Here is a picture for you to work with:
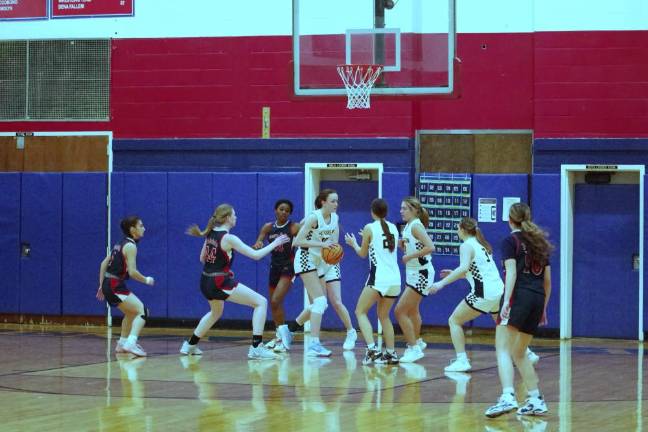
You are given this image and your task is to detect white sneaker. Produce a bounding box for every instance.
[343,328,357,350]
[277,324,293,350]
[307,342,332,357]
[115,341,128,354]
[527,349,540,365]
[400,345,424,363]
[248,345,280,360]
[485,393,518,418]
[273,340,287,353]
[265,338,278,350]
[517,395,548,416]
[180,341,203,355]
[444,356,471,372]
[122,341,147,357]
[416,338,427,350]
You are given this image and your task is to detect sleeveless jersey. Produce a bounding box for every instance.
[366,220,401,287]
[303,209,338,257]
[464,237,504,300]
[402,218,432,269]
[106,237,136,281]
[502,231,548,295]
[203,230,235,274]
[269,220,294,267]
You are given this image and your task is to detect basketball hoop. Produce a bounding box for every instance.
[337,64,383,109]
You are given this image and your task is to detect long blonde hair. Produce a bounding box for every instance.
[509,203,553,264]
[402,196,429,228]
[187,204,234,237]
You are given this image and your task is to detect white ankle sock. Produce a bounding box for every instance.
[127,335,138,344]
[119,337,127,345]
[528,389,540,398]
[457,352,468,361]
[503,387,515,396]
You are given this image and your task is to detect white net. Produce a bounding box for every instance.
[336,64,383,109]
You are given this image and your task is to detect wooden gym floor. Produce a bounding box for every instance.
[0,324,644,431]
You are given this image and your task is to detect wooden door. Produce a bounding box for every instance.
[0,135,108,172]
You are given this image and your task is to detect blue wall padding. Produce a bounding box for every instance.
[211,172,259,320]
[62,174,107,315]
[255,172,305,325]
[573,184,639,338]
[382,172,411,221]
[117,173,169,318]
[20,173,62,314]
[166,173,214,318]
[318,180,380,329]
[0,173,21,313]
[530,174,561,331]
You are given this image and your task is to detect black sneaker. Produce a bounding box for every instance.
[375,351,400,365]
[362,348,382,365]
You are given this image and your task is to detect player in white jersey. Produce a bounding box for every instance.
[430,217,504,372]
[345,198,401,365]
[394,197,435,363]
[277,189,355,356]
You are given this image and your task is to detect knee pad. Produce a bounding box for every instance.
[310,296,328,315]
[140,307,149,322]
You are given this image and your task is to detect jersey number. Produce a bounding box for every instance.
[382,233,395,250]
[481,247,492,262]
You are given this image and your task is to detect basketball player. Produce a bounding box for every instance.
[394,197,435,363]
[278,189,357,356]
[253,199,300,353]
[485,203,552,418]
[180,203,290,360]
[344,198,401,365]
[429,217,504,372]
[96,216,155,357]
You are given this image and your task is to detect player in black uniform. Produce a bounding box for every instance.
[485,203,553,418]
[96,216,155,357]
[180,203,290,359]
[253,199,300,353]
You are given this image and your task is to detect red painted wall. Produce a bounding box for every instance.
[534,30,648,138]
[2,31,647,139]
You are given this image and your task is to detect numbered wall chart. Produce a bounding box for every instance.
[417,173,472,255]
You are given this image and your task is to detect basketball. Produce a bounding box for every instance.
[322,243,344,265]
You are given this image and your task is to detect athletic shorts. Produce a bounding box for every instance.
[269,263,295,289]
[200,273,238,301]
[294,248,319,275]
[101,278,130,307]
[319,263,341,283]
[464,292,501,314]
[369,284,401,298]
[406,267,435,297]
[294,247,333,278]
[499,289,545,335]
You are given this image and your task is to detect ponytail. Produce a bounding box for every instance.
[509,203,554,265]
[371,198,395,252]
[380,218,395,252]
[186,204,234,237]
[474,226,493,255]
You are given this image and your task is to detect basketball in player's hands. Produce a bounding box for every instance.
[322,243,344,265]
